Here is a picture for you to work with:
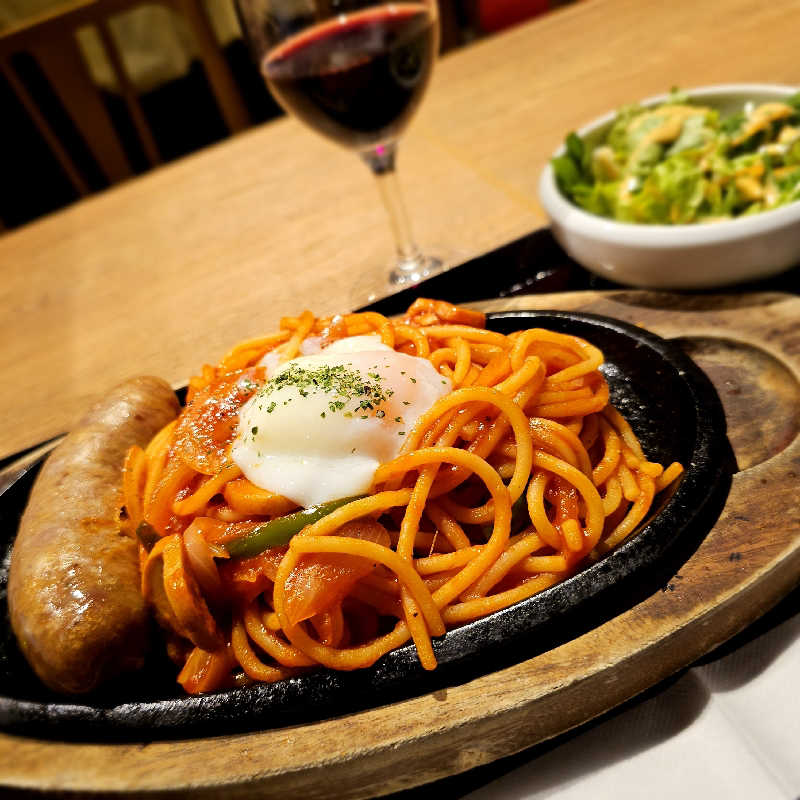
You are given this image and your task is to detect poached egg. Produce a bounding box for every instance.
[231,336,451,507]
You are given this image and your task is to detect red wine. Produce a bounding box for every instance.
[262,4,437,150]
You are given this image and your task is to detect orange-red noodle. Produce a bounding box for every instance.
[122,298,683,693]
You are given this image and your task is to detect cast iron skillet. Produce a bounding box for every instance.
[0,310,734,741]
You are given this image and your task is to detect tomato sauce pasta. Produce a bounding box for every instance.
[122,299,683,694]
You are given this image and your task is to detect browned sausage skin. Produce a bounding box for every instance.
[8,376,180,694]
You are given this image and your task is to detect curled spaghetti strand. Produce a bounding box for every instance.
[130,299,683,692]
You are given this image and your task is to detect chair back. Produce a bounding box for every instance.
[0,0,251,200]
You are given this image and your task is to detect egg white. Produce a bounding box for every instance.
[231,336,451,507]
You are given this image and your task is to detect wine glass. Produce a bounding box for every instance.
[235,0,444,297]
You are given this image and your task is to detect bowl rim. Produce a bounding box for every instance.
[539,82,800,245]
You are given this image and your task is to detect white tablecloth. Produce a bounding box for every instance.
[463,596,800,800]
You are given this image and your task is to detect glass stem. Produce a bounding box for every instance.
[361,142,422,275]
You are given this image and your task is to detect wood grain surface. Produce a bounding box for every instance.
[1,0,799,461]
[1,290,798,798]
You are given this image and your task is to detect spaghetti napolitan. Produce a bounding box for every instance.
[123,299,683,694]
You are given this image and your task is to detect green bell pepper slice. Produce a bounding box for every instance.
[225,495,365,558]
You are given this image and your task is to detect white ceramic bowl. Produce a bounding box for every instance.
[538,84,800,289]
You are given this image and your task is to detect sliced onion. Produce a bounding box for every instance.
[183,523,224,604]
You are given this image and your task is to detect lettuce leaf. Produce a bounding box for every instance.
[552,91,800,224]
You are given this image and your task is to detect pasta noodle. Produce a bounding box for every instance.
[122,298,683,694]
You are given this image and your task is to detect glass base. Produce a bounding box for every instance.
[389,254,444,287]
[357,249,456,307]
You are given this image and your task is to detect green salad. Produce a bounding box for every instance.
[552,89,800,224]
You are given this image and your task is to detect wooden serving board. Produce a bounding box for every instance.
[1,290,799,799]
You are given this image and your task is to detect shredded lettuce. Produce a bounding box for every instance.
[553,90,800,224]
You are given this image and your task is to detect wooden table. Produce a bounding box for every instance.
[2,1,800,796]
[1,0,799,461]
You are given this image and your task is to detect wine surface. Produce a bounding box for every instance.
[263,4,437,149]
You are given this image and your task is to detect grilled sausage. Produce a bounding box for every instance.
[8,376,180,694]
